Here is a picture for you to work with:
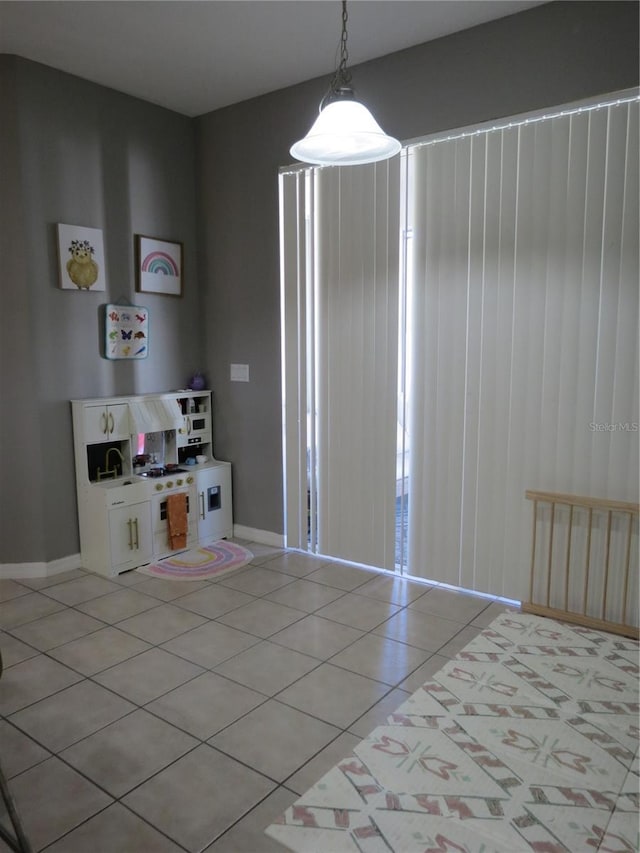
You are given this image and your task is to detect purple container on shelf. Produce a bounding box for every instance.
[188,372,206,391]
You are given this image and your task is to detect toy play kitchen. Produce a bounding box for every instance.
[71,390,232,576]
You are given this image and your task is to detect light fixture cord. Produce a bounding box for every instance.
[321,0,352,108]
[336,1,351,87]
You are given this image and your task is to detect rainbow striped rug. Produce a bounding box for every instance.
[136,541,253,581]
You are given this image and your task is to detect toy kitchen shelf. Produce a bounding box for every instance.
[71,390,233,577]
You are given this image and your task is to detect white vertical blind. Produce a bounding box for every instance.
[280,160,400,569]
[407,97,639,601]
[279,168,311,550]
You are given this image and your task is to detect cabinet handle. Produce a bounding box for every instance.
[187,416,192,435]
[127,518,134,550]
[108,412,114,434]
[133,517,139,549]
[199,491,205,520]
[101,412,108,435]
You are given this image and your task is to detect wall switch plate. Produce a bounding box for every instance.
[230,363,249,382]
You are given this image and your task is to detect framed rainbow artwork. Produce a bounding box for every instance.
[135,235,183,296]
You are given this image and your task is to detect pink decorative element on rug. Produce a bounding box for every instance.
[136,540,253,580]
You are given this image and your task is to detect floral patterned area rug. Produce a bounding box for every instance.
[265,610,639,853]
[136,541,253,580]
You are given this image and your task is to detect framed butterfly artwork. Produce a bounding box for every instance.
[104,304,149,360]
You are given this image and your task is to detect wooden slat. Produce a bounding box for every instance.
[546,502,555,607]
[526,490,639,514]
[521,601,639,640]
[582,507,593,617]
[563,504,573,611]
[601,509,613,621]
[621,511,634,625]
[529,498,538,605]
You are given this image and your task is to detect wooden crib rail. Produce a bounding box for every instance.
[523,490,639,639]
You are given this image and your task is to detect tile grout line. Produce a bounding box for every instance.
[1,546,510,852]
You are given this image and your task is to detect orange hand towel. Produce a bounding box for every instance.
[166,493,188,550]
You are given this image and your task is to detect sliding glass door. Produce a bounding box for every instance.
[404,94,639,601]
[281,91,639,602]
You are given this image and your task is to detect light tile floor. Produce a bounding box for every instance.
[0,543,510,852]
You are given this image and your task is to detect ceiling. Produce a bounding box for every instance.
[0,1,545,117]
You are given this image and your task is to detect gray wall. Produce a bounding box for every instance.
[0,55,202,563]
[195,0,639,536]
[1,1,638,565]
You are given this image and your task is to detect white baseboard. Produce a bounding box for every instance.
[1,532,285,579]
[0,553,83,580]
[233,525,284,549]
[0,532,285,580]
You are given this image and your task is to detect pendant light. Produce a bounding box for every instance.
[290,1,401,166]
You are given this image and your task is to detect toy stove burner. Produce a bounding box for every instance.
[138,467,187,478]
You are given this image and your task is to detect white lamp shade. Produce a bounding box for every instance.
[290,100,401,166]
